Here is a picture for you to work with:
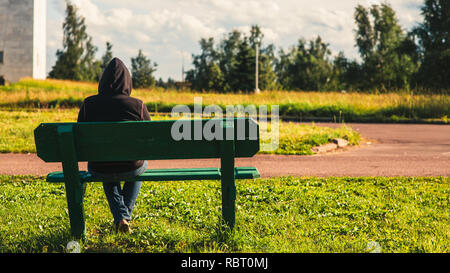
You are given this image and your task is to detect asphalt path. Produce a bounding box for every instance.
[0,123,449,177]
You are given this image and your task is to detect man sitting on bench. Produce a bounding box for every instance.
[77,57,151,233]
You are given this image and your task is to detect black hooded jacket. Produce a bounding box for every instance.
[78,57,150,173]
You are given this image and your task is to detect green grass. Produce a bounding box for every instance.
[269,121,360,155]
[0,109,360,154]
[0,176,448,253]
[0,109,78,153]
[1,78,448,122]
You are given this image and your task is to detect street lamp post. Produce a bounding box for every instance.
[255,37,260,94]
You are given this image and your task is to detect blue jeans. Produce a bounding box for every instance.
[88,161,147,225]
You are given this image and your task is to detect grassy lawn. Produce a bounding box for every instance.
[0,175,448,253]
[1,78,448,122]
[0,109,360,154]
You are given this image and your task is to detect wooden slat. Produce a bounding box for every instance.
[46,167,260,183]
[34,118,259,163]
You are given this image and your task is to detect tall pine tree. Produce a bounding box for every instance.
[49,1,101,81]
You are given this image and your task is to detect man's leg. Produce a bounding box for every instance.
[102,182,131,224]
[122,181,143,217]
[122,161,147,218]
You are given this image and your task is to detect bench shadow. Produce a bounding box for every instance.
[83,219,238,253]
[8,217,238,253]
[3,229,73,253]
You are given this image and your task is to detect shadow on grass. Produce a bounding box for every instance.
[0,228,72,253]
[81,219,240,253]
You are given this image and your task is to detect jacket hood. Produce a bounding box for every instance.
[98,57,132,96]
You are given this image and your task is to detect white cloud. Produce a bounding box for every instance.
[72,0,105,25]
[46,0,424,81]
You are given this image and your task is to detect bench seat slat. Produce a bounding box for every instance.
[46,167,260,183]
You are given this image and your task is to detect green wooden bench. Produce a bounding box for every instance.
[34,118,260,240]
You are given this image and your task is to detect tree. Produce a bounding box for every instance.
[354,3,419,90]
[224,25,277,92]
[231,37,254,91]
[80,37,102,82]
[218,30,242,92]
[275,36,335,91]
[332,51,364,91]
[166,77,177,89]
[185,38,224,91]
[186,25,278,92]
[156,77,177,89]
[257,43,279,90]
[249,25,278,91]
[131,49,157,89]
[101,42,114,71]
[49,1,101,81]
[414,0,450,90]
[274,47,293,90]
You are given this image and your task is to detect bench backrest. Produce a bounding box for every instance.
[34,118,259,163]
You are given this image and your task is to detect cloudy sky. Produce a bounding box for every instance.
[46,0,424,81]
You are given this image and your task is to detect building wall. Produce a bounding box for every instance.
[0,0,46,83]
[33,0,46,79]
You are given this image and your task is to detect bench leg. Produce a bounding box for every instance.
[220,120,236,229]
[57,125,86,240]
[221,175,236,229]
[64,180,86,241]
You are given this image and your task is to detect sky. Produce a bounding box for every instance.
[46,0,424,81]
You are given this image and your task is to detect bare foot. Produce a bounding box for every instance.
[117,219,132,234]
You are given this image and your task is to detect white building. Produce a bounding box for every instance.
[0,0,46,83]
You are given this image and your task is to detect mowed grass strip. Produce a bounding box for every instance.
[0,176,448,253]
[1,78,448,122]
[0,109,360,154]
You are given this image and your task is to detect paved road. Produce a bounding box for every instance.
[0,123,449,177]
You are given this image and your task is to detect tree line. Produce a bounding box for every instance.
[49,0,449,93]
[187,0,449,93]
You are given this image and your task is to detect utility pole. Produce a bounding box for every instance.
[176,53,191,90]
[181,54,185,82]
[255,37,260,94]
